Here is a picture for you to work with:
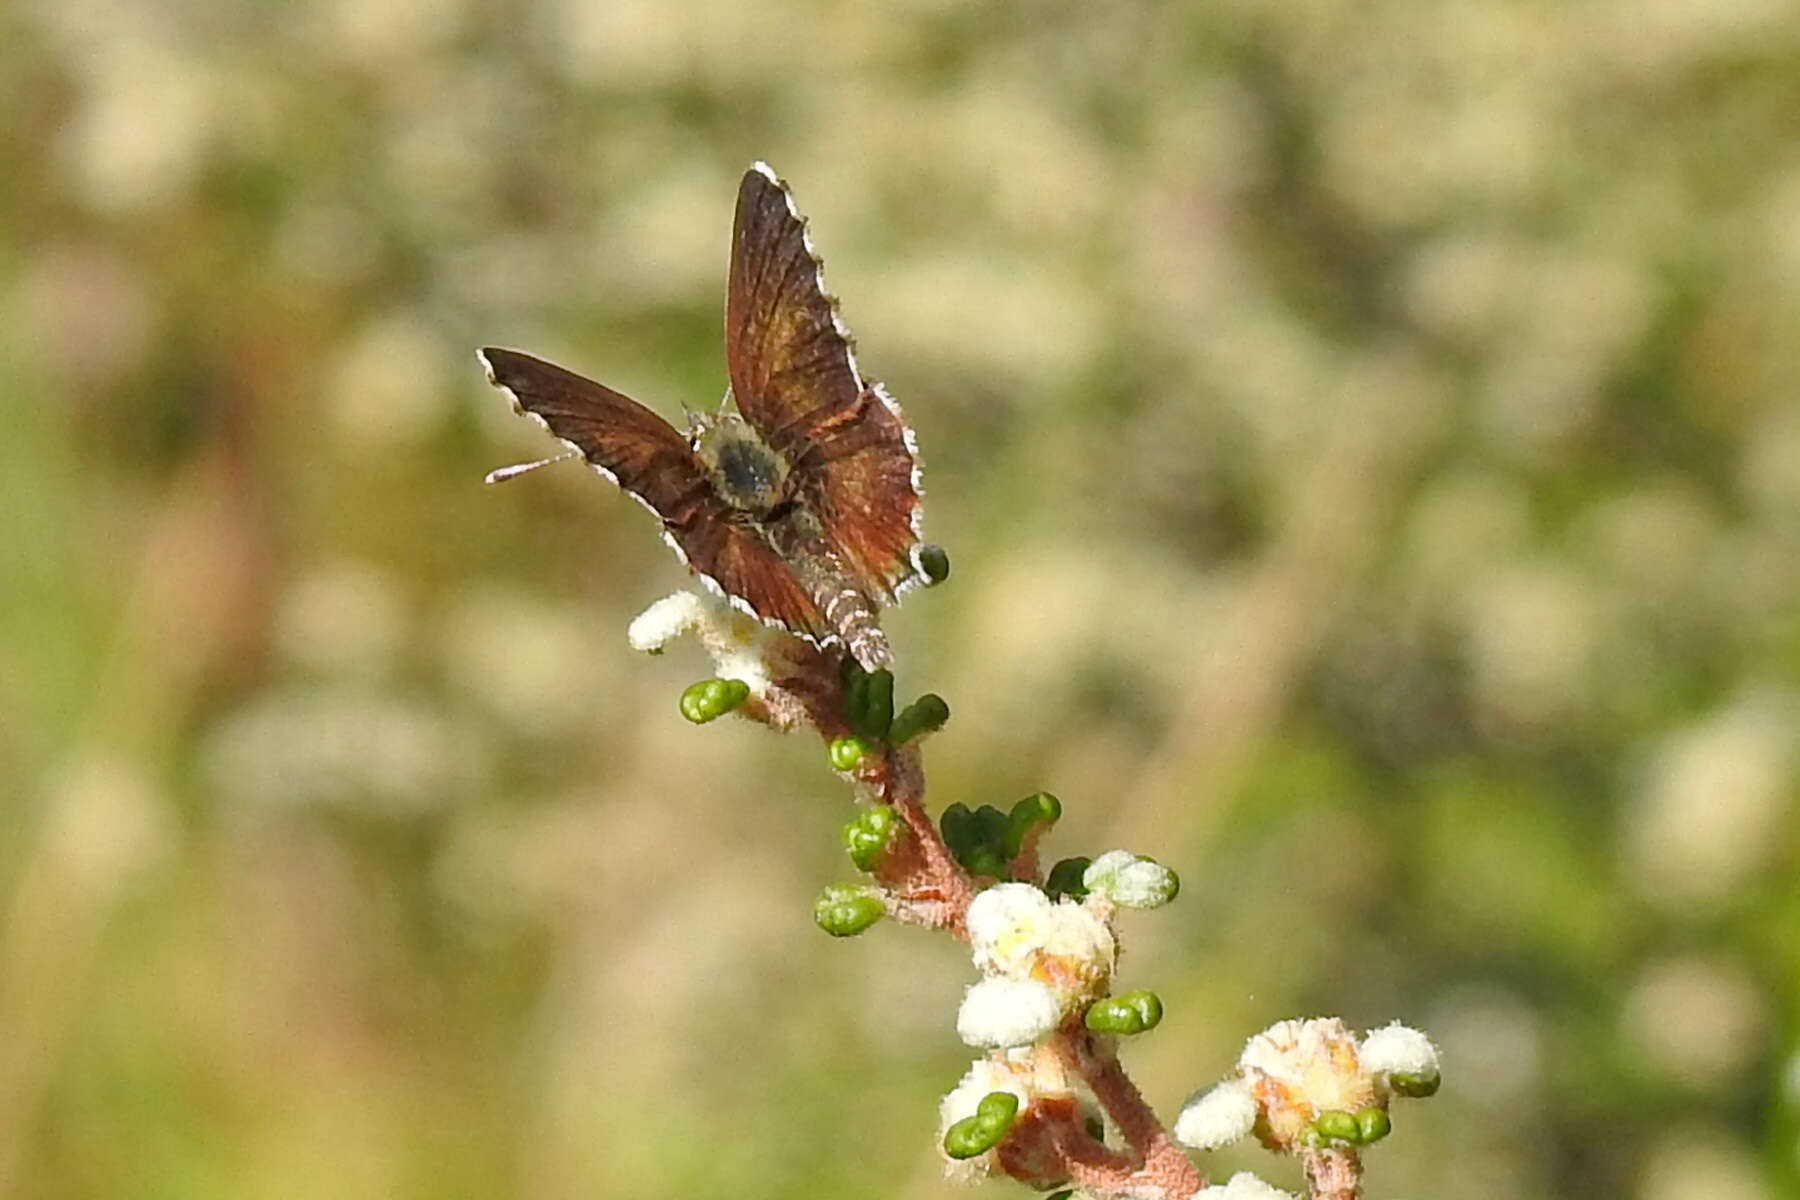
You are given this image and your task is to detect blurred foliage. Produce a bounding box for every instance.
[4,0,1800,1198]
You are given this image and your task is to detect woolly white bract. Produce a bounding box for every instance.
[1359,1021,1440,1080]
[626,591,707,652]
[1194,1172,1299,1199]
[957,977,1065,1049]
[1172,1077,1258,1150]
[628,589,775,693]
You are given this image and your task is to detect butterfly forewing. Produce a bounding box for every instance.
[480,346,835,640]
[725,164,924,604]
[481,348,707,517]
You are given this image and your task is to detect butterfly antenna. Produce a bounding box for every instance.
[484,449,581,484]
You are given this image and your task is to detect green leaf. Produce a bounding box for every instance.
[829,735,871,771]
[1311,1110,1359,1143]
[1355,1106,1392,1144]
[813,885,884,937]
[1003,791,1061,856]
[889,693,950,744]
[679,678,751,724]
[1045,857,1092,899]
[1084,990,1164,1035]
[1389,1071,1440,1098]
[841,807,898,871]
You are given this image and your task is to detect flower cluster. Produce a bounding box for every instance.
[1174,1018,1441,1160]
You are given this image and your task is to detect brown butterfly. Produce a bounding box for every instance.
[479,162,945,670]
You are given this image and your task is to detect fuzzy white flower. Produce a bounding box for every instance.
[965,882,1115,1003]
[957,977,1065,1049]
[1172,1077,1258,1150]
[1193,1172,1299,1200]
[967,882,1059,975]
[1360,1021,1441,1081]
[1083,849,1179,909]
[1235,1017,1375,1150]
[1239,1017,1361,1089]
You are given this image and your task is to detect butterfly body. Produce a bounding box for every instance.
[687,404,891,667]
[480,163,940,670]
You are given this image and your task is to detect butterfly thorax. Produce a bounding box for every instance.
[690,412,790,516]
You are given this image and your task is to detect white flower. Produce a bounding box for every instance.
[1360,1021,1441,1081]
[1236,1017,1375,1149]
[1239,1016,1360,1088]
[1172,1077,1258,1150]
[957,977,1065,1049]
[965,882,1115,1003]
[1083,849,1179,909]
[1193,1172,1299,1200]
[967,882,1058,975]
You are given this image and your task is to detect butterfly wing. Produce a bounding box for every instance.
[724,164,924,605]
[478,346,831,640]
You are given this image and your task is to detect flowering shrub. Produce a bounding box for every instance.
[619,584,1440,1200]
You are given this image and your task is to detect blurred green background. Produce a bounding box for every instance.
[5,0,1800,1197]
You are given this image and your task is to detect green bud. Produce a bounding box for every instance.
[889,693,950,745]
[974,1090,1020,1128]
[1354,1106,1392,1144]
[916,543,951,585]
[1045,857,1092,899]
[1083,1114,1105,1142]
[828,735,871,771]
[841,807,898,872]
[679,678,751,724]
[813,885,884,937]
[1003,792,1061,857]
[1388,1071,1440,1098]
[943,1116,998,1160]
[1084,990,1164,1035]
[943,1091,1020,1159]
[1083,850,1180,909]
[1312,1110,1360,1144]
[1046,1193,1075,1200]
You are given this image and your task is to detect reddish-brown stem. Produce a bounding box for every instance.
[1061,1030,1206,1197]
[791,643,1201,1198]
[1303,1146,1362,1200]
[871,742,973,936]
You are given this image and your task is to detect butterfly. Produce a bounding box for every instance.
[479,162,946,670]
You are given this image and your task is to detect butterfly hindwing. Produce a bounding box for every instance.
[724,164,924,604]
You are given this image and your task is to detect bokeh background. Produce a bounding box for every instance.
[6,0,1800,1197]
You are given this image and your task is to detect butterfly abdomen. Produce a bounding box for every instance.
[763,519,891,670]
[821,583,891,670]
